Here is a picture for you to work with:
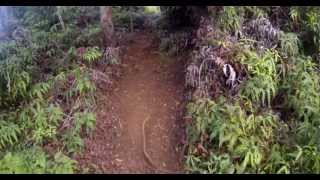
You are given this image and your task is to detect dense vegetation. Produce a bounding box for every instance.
[0,6,123,173]
[184,6,320,174]
[1,6,320,174]
[0,6,164,174]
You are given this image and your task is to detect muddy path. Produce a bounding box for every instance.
[76,31,186,174]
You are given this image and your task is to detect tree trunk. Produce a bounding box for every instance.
[130,11,133,33]
[100,6,114,46]
[57,6,66,31]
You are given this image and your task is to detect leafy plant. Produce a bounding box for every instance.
[186,6,320,174]
[279,32,300,57]
[0,148,76,174]
[282,56,320,122]
[238,49,281,107]
[0,120,21,150]
[48,152,77,174]
[73,67,96,97]
[217,7,244,35]
[62,111,96,155]
[75,25,103,47]
[82,47,103,63]
[186,97,286,173]
[0,6,105,174]
[74,112,96,134]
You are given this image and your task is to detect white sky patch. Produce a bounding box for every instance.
[0,6,9,33]
[144,6,160,14]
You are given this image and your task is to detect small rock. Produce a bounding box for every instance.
[115,158,123,162]
[162,162,166,167]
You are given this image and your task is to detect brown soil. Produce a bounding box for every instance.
[76,31,186,174]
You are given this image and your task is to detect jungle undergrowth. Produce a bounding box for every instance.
[0,6,121,173]
[183,6,320,174]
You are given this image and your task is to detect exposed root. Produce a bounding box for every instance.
[142,115,158,168]
[142,115,179,174]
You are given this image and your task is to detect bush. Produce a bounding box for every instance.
[0,6,103,173]
[0,148,77,174]
[186,97,291,173]
[237,49,281,107]
[185,6,320,174]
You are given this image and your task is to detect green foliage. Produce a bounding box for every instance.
[17,6,57,31]
[291,145,320,173]
[279,32,300,57]
[0,120,21,150]
[112,6,146,30]
[0,151,45,174]
[62,112,96,155]
[82,47,103,64]
[244,6,268,19]
[0,101,64,147]
[305,9,320,46]
[0,6,102,173]
[2,71,31,105]
[289,7,300,24]
[30,103,63,144]
[62,129,84,155]
[283,57,320,121]
[0,148,76,174]
[186,98,289,173]
[48,152,77,174]
[288,7,320,57]
[187,6,320,174]
[186,97,320,174]
[217,7,244,34]
[73,67,96,97]
[279,55,320,146]
[74,112,96,134]
[3,5,320,175]
[262,144,290,174]
[29,82,52,100]
[238,49,281,107]
[0,42,33,107]
[75,25,103,47]
[186,153,235,174]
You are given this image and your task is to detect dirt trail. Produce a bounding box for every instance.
[76,31,186,173]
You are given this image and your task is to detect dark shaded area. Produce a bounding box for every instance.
[160,6,208,30]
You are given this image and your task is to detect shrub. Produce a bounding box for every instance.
[186,97,289,173]
[0,148,77,174]
[237,49,281,107]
